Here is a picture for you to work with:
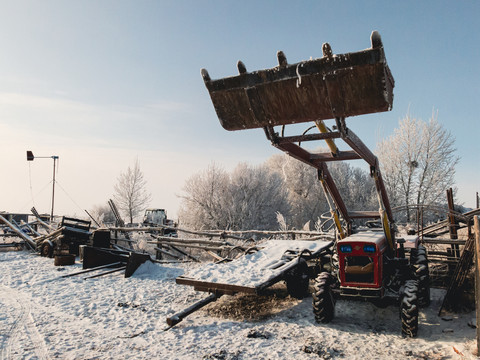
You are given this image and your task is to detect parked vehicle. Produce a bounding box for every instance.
[196,31,429,336]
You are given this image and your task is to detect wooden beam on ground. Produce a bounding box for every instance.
[205,250,224,262]
[147,237,229,246]
[31,207,56,231]
[152,241,225,252]
[84,266,126,279]
[422,238,466,245]
[474,216,480,356]
[154,247,181,260]
[167,244,200,262]
[107,225,331,240]
[0,213,37,249]
[34,227,64,244]
[439,232,475,315]
[61,262,124,278]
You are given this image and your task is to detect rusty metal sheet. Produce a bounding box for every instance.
[202,33,394,131]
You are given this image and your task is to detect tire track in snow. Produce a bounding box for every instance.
[0,285,50,360]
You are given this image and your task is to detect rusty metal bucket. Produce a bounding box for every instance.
[202,31,394,131]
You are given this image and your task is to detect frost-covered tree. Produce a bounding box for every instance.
[376,112,459,220]
[226,163,290,230]
[113,158,151,223]
[329,162,377,211]
[178,163,230,230]
[178,163,289,230]
[89,203,116,226]
[266,154,377,229]
[266,154,325,228]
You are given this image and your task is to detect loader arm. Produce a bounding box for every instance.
[202,31,396,252]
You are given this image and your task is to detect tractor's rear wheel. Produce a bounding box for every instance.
[285,258,310,299]
[400,280,419,337]
[411,245,430,307]
[312,272,335,323]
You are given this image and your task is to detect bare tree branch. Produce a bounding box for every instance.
[113,158,152,223]
[377,111,459,222]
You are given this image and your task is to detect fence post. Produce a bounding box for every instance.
[474,216,480,355]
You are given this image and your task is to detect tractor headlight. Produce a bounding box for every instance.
[339,244,352,253]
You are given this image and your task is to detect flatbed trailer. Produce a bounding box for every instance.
[167,239,333,327]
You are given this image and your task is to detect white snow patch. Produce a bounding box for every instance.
[184,240,332,287]
[0,250,477,359]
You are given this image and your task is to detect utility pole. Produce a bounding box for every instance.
[27,151,59,222]
[51,156,58,221]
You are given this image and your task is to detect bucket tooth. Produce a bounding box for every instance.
[200,68,210,82]
[322,43,333,58]
[277,51,287,67]
[371,30,382,48]
[237,60,247,74]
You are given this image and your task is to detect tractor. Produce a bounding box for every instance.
[201,31,430,336]
[142,208,177,236]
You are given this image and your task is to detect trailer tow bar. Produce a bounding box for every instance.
[165,293,221,330]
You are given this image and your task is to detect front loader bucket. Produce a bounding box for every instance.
[202,31,394,131]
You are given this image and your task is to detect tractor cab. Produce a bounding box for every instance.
[143,208,167,226]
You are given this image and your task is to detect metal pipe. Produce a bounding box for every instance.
[165,293,220,329]
[315,120,338,154]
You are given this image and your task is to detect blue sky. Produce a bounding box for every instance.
[0,1,478,219]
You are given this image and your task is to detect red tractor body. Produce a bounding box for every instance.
[337,232,388,297]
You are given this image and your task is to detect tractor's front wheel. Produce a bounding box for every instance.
[312,272,335,323]
[400,280,419,337]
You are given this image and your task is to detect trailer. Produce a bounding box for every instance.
[167,239,333,327]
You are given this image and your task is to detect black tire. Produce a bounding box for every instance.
[312,272,335,323]
[285,258,310,299]
[40,241,54,258]
[400,280,419,337]
[411,246,430,307]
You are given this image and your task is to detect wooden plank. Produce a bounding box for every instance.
[422,238,466,245]
[153,241,225,252]
[439,232,475,314]
[153,247,181,260]
[61,262,123,278]
[474,216,480,356]
[176,276,257,294]
[84,266,126,279]
[167,244,200,262]
[205,250,224,262]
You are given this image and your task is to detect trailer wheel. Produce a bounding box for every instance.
[400,280,419,337]
[285,258,309,299]
[40,241,54,258]
[411,246,430,307]
[312,272,335,323]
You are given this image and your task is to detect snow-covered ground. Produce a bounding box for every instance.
[0,250,477,360]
